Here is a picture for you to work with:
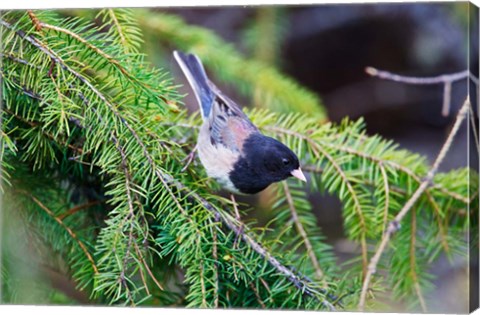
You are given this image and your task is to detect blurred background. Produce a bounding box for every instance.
[156,2,477,312]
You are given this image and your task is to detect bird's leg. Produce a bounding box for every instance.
[231,194,244,248]
[181,145,197,172]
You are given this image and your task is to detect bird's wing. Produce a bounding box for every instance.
[207,82,258,152]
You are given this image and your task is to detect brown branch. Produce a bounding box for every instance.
[425,192,450,254]
[16,189,99,275]
[358,97,470,311]
[134,242,164,292]
[379,164,390,236]
[27,10,42,32]
[56,200,102,220]
[199,262,207,307]
[409,207,427,312]
[249,281,266,309]
[111,133,136,302]
[283,182,325,281]
[135,245,150,296]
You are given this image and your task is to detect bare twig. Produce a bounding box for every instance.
[468,102,480,154]
[366,66,478,117]
[442,81,452,117]
[358,97,470,311]
[366,67,472,85]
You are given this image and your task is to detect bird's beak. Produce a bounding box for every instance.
[291,168,307,182]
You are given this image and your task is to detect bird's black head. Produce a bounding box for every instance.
[229,133,306,194]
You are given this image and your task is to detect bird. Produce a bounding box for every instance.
[173,50,306,196]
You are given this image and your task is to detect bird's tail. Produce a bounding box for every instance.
[173,51,214,119]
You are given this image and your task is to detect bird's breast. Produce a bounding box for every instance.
[197,123,241,193]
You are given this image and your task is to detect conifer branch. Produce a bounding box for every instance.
[16,189,99,275]
[3,15,197,232]
[107,9,128,51]
[314,139,469,204]
[78,88,163,299]
[358,97,470,311]
[37,21,168,104]
[199,263,208,307]
[304,163,409,196]
[267,126,369,278]
[177,181,335,306]
[10,20,326,303]
[114,132,140,302]
[98,9,142,54]
[3,107,84,154]
[310,138,369,279]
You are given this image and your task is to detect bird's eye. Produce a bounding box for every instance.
[282,158,290,165]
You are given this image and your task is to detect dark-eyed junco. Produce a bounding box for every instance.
[174,51,306,194]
